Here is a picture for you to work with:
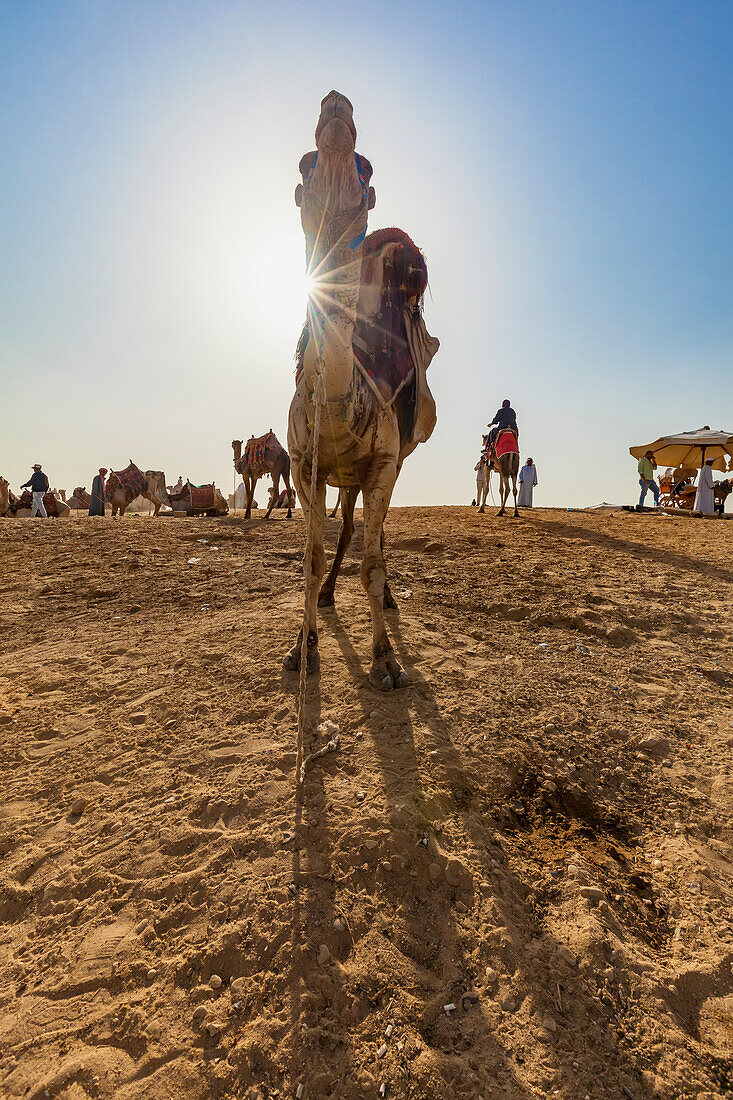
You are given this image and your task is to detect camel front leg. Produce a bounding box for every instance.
[361,468,407,691]
[244,476,256,520]
[283,468,326,673]
[318,487,357,607]
[512,474,519,518]
[497,474,508,517]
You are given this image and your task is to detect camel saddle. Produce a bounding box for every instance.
[494,428,519,459]
[14,491,59,517]
[169,481,217,512]
[242,431,282,474]
[106,462,147,502]
[295,228,438,460]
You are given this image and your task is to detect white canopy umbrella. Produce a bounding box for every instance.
[630,428,733,473]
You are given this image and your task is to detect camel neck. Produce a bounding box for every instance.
[307,243,363,403]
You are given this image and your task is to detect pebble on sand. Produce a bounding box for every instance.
[70,797,88,816]
[146,968,157,982]
[192,1005,206,1022]
[558,946,577,967]
[580,885,605,904]
[209,974,223,990]
[317,944,330,966]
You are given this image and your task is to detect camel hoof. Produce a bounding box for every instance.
[369,654,407,692]
[317,589,335,608]
[283,644,320,674]
[513,510,519,518]
[478,507,485,514]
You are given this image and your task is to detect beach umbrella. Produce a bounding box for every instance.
[629,428,733,472]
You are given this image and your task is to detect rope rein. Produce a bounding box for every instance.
[295,340,328,795]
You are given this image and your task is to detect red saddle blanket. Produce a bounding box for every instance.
[495,429,519,458]
[106,462,147,501]
[168,482,217,512]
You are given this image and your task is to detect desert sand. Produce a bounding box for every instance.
[0,505,731,1099]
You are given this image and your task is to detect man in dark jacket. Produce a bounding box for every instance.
[89,468,107,516]
[20,464,50,517]
[487,400,518,448]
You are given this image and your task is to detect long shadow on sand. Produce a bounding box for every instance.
[297,596,658,1099]
[321,604,534,1099]
[526,515,733,586]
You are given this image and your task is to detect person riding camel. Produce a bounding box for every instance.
[486,399,518,452]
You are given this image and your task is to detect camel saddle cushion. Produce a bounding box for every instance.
[106,462,147,501]
[495,429,519,458]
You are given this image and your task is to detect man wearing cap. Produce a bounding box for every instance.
[20,464,50,518]
[89,468,107,516]
[637,450,660,509]
[487,399,518,450]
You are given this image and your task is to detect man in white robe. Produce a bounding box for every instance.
[694,460,715,514]
[517,458,538,508]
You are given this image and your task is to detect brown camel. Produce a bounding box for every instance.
[0,476,10,517]
[68,487,91,510]
[231,432,293,520]
[283,91,439,690]
[106,463,170,518]
[496,452,520,517]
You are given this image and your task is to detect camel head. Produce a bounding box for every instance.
[295,91,375,274]
[232,439,243,465]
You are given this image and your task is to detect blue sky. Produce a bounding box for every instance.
[1,0,731,506]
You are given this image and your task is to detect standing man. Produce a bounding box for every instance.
[517,457,538,507]
[637,450,659,509]
[694,458,715,515]
[89,468,107,516]
[20,464,50,518]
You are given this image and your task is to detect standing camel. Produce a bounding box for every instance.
[492,430,520,517]
[284,91,439,690]
[105,462,170,518]
[231,432,293,520]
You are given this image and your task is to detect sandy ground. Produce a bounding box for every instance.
[0,505,732,1100]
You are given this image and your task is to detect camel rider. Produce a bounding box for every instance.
[487,400,518,450]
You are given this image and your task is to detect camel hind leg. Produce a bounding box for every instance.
[283,463,294,518]
[361,469,406,691]
[512,474,519,517]
[318,488,357,607]
[264,474,278,519]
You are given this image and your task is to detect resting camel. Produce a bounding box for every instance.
[0,477,10,517]
[5,489,71,518]
[284,91,439,690]
[67,487,91,510]
[106,462,170,518]
[231,432,293,520]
